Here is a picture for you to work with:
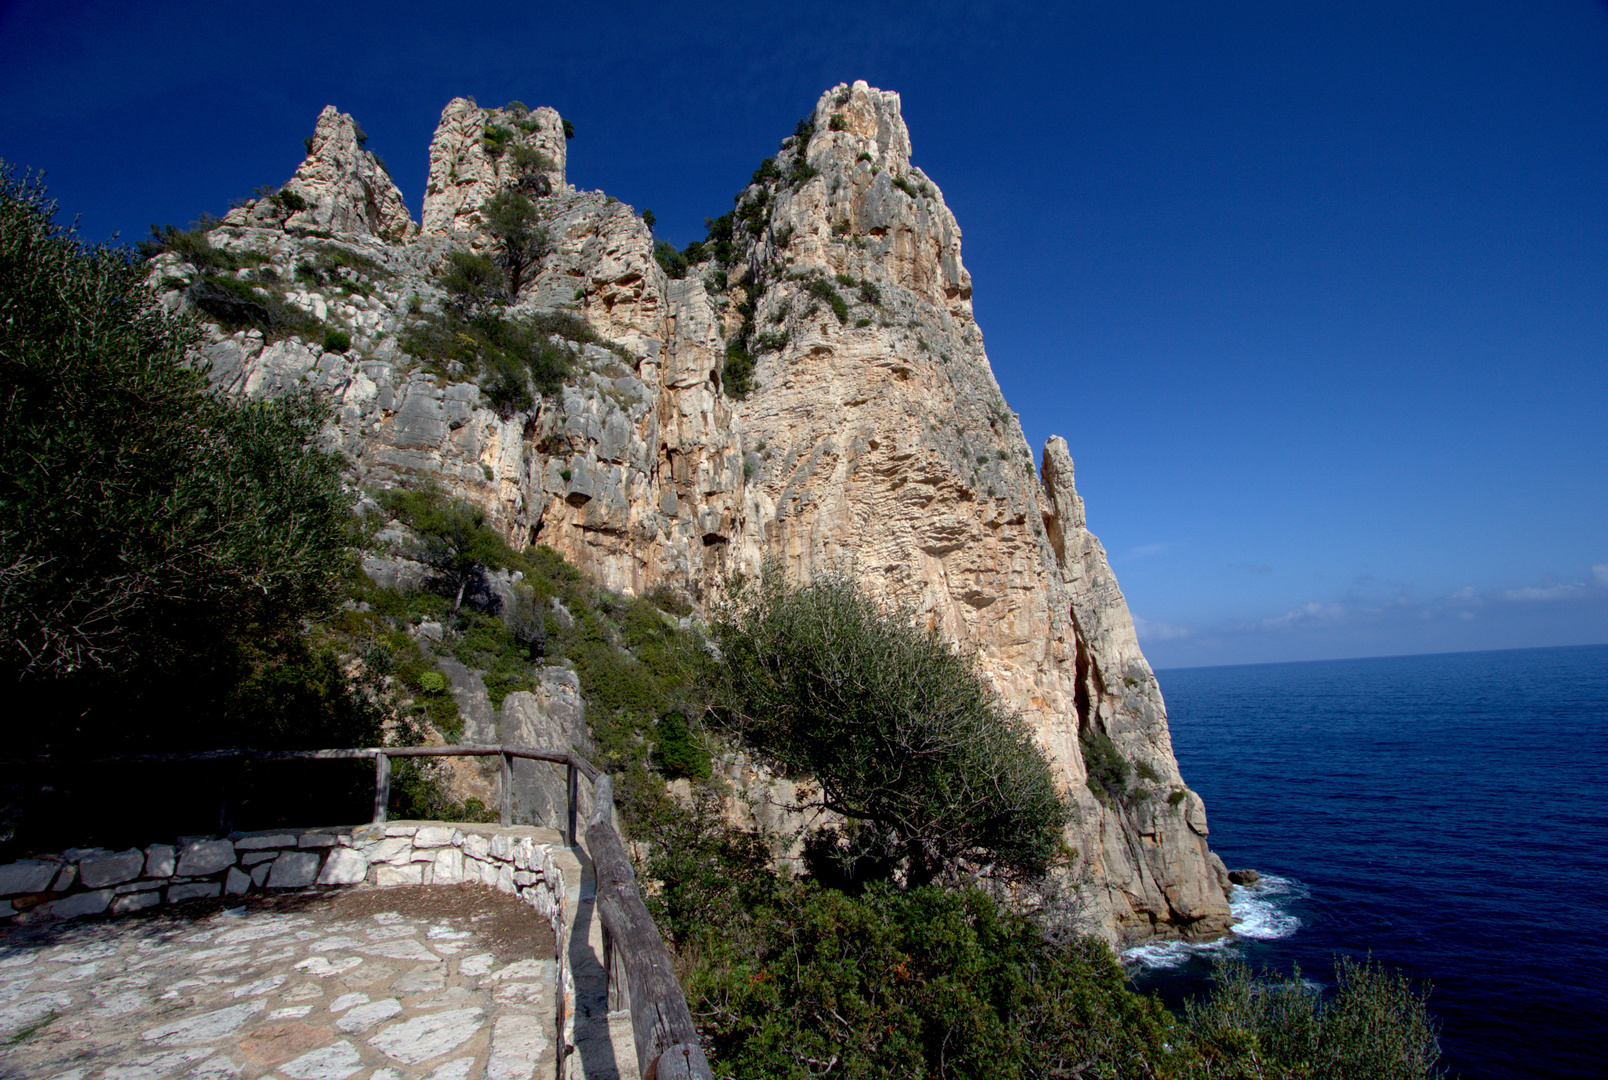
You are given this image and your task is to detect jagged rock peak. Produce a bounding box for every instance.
[807,80,913,173]
[421,97,568,240]
[224,105,414,240]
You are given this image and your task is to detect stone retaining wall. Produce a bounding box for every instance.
[0,822,573,930]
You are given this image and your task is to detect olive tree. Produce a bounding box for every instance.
[0,164,353,743]
[707,568,1067,887]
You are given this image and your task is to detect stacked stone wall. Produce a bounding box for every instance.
[0,822,572,929]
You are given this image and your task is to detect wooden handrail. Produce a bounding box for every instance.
[0,743,710,1078]
[587,774,713,1080]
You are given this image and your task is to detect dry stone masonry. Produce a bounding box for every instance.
[0,825,572,931]
[168,81,1233,944]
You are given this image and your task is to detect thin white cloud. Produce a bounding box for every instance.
[1503,582,1587,602]
[1139,560,1608,663]
[1263,601,1348,630]
[1125,542,1172,560]
[1132,614,1191,642]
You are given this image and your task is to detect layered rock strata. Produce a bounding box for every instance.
[175,85,1231,942]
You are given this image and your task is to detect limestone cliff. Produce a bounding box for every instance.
[169,85,1231,943]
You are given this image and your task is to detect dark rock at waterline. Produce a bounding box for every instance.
[1228,868,1261,886]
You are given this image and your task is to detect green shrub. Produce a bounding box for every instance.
[653,709,711,780]
[653,239,687,279]
[665,863,1188,1080]
[1,166,355,752]
[400,308,573,407]
[271,188,308,212]
[1080,730,1129,798]
[858,280,880,305]
[482,123,514,157]
[1169,788,1188,807]
[480,189,550,296]
[1185,956,1442,1080]
[723,341,755,399]
[322,328,351,353]
[807,277,848,323]
[509,144,557,194]
[562,118,574,139]
[708,569,1066,887]
[828,113,848,131]
[441,250,503,308]
[752,330,788,353]
[892,175,920,198]
[137,221,242,273]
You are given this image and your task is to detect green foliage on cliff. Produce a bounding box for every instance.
[1080,729,1130,799]
[708,570,1067,887]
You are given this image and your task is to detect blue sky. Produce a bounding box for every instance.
[3,0,1604,667]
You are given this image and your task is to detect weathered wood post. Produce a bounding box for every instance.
[372,752,390,825]
[566,761,578,847]
[499,751,513,826]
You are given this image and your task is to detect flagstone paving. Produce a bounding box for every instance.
[0,884,558,1080]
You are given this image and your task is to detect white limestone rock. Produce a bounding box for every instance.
[317,848,368,886]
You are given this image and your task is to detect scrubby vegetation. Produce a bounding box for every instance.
[634,566,1443,1078]
[708,569,1066,887]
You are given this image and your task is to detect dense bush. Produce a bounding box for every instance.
[708,570,1067,887]
[808,276,849,323]
[0,165,353,706]
[723,341,755,399]
[441,250,504,309]
[1080,729,1130,799]
[653,239,688,279]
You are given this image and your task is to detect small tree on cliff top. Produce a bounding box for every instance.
[707,567,1067,887]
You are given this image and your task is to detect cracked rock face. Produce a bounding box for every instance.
[180,81,1230,944]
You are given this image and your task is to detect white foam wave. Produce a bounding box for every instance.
[1228,874,1304,941]
[1119,873,1305,971]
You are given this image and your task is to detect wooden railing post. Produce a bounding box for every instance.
[566,761,578,848]
[373,752,390,825]
[499,751,513,826]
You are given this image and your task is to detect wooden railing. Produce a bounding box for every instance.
[5,743,714,1080]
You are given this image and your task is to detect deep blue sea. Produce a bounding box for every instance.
[1124,644,1608,1080]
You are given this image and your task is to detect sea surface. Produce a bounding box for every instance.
[1124,644,1608,1080]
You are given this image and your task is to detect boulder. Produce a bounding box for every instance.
[1227,869,1261,887]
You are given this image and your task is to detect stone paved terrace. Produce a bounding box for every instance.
[0,882,621,1080]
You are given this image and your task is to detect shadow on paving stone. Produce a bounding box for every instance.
[0,882,560,1080]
